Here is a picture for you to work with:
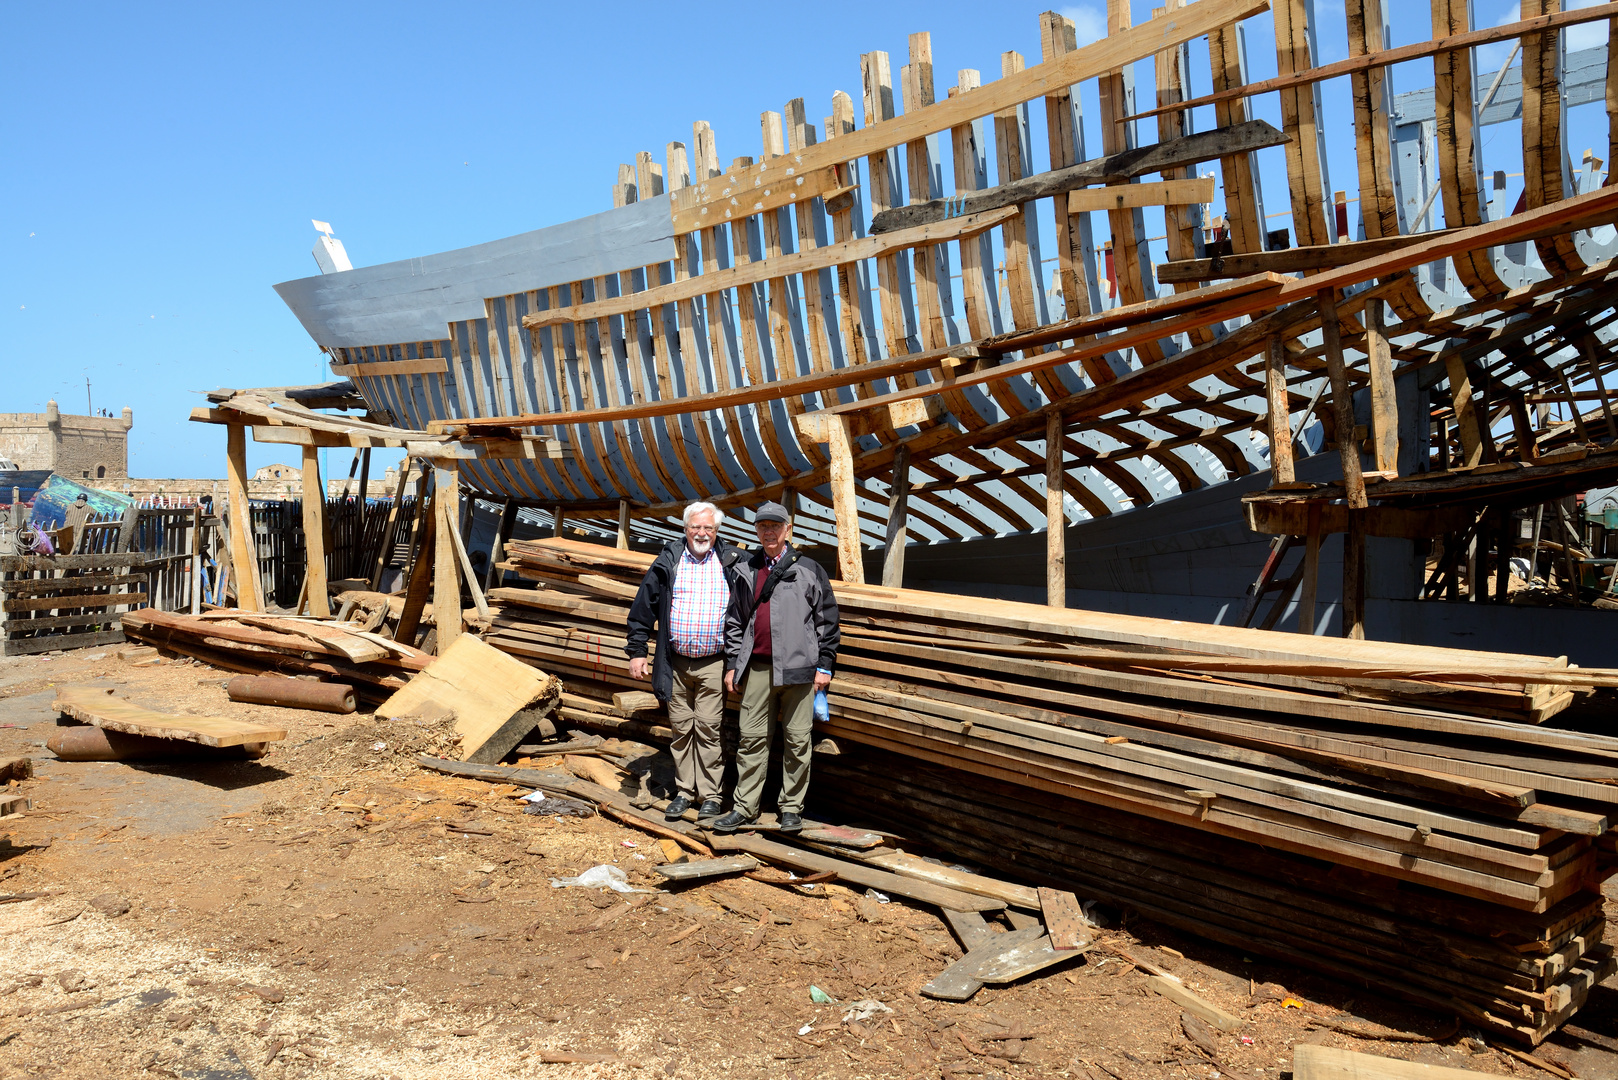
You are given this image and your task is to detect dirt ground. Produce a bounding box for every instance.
[1,648,1616,1080]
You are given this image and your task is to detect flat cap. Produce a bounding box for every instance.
[754,501,790,523]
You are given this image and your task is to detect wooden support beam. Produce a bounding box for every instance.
[867,122,1281,234]
[1046,413,1067,609]
[1577,334,1618,441]
[1299,503,1322,635]
[433,465,463,651]
[1445,353,1485,468]
[616,499,632,551]
[224,425,261,613]
[486,496,517,594]
[1265,337,1296,484]
[1343,512,1366,640]
[1064,176,1214,214]
[882,445,909,589]
[825,415,865,584]
[371,460,416,591]
[1364,298,1399,475]
[300,445,331,618]
[356,446,371,503]
[394,489,435,647]
[552,504,563,539]
[1317,289,1368,510]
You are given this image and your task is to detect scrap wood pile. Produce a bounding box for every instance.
[120,608,431,704]
[482,537,1618,1044]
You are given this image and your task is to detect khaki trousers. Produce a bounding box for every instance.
[732,657,814,818]
[666,654,725,801]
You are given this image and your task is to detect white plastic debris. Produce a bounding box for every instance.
[866,889,890,904]
[797,1024,814,1036]
[841,999,893,1024]
[549,864,642,893]
[370,741,387,752]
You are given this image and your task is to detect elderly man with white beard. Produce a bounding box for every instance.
[625,502,746,820]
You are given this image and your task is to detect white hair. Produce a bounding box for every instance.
[682,501,725,528]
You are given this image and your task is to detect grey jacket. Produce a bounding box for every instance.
[724,545,840,686]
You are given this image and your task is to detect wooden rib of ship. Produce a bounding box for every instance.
[271,0,1618,592]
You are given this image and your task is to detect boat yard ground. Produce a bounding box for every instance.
[1,648,1617,1080]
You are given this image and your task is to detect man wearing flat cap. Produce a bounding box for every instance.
[714,501,840,833]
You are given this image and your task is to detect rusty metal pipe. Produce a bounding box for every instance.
[226,676,356,714]
[46,726,268,761]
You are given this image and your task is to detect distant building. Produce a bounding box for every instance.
[0,401,132,481]
[254,464,301,483]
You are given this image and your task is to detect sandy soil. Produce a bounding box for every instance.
[0,647,1613,1080]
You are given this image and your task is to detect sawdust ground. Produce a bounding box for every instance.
[0,647,1614,1080]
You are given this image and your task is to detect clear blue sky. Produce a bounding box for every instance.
[4,1,1607,482]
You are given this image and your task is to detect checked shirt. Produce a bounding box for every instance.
[667,545,730,658]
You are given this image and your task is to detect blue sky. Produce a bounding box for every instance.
[4,1,1609,482]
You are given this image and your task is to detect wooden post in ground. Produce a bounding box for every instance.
[300,445,331,618]
[1264,337,1296,484]
[433,463,463,651]
[369,460,416,590]
[1298,503,1322,634]
[1317,289,1367,509]
[1445,353,1485,467]
[552,504,564,538]
[1045,412,1067,608]
[616,499,632,550]
[394,492,436,646]
[189,504,202,616]
[825,414,865,584]
[1343,512,1366,639]
[486,496,517,593]
[1363,297,1399,475]
[224,425,261,612]
[882,445,909,589]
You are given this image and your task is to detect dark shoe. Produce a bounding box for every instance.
[697,798,724,819]
[664,795,694,820]
[710,810,756,833]
[777,811,803,832]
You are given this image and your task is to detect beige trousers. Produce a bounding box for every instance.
[732,657,814,818]
[665,653,725,801]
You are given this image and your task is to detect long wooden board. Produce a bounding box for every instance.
[54,687,286,748]
[707,832,1005,912]
[376,634,557,763]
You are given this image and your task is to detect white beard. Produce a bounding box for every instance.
[687,535,714,557]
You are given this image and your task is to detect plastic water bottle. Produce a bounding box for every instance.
[813,687,830,724]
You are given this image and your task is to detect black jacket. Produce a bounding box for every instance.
[724,544,839,687]
[625,538,746,702]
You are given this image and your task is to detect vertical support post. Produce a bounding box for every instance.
[1508,393,1538,461]
[300,444,331,618]
[434,463,463,651]
[616,499,632,551]
[1045,412,1067,609]
[1317,289,1367,509]
[552,505,564,539]
[1364,298,1400,475]
[1298,503,1322,634]
[370,460,415,591]
[1445,353,1485,467]
[1559,368,1592,443]
[356,447,371,503]
[1264,337,1296,484]
[1343,513,1366,639]
[1577,334,1617,441]
[882,445,909,589]
[825,415,866,584]
[394,491,436,646]
[189,504,202,616]
[486,496,517,594]
[224,425,261,612]
[1494,509,1513,604]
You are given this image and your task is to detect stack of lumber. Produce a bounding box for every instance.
[120,609,431,703]
[478,538,1618,1044]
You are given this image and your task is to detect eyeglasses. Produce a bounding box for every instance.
[686,525,716,533]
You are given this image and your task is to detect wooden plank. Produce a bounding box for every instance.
[825,415,865,584]
[653,856,759,881]
[520,206,1016,331]
[1293,1043,1491,1080]
[854,849,1042,909]
[432,465,462,650]
[0,628,127,657]
[1046,412,1066,608]
[1148,975,1244,1030]
[54,687,285,747]
[233,616,389,663]
[1265,337,1296,483]
[330,358,449,377]
[941,908,993,951]
[1364,298,1400,475]
[707,832,1005,911]
[1038,886,1089,950]
[881,445,909,589]
[1067,177,1213,214]
[376,633,558,763]
[1318,289,1367,509]
[669,159,846,235]
[1156,229,1468,281]
[0,554,148,571]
